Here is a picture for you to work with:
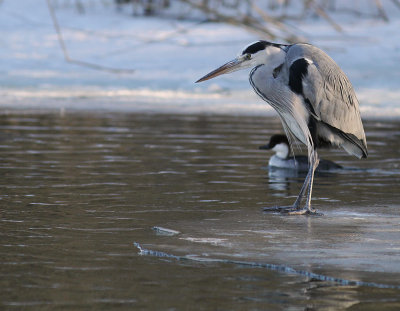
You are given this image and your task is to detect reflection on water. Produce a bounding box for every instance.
[267,166,305,193]
[1,111,400,310]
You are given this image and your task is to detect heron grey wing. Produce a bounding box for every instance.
[302,61,367,152]
[286,44,367,158]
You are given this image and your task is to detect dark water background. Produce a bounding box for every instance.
[1,111,400,310]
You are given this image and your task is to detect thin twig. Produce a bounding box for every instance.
[374,0,389,22]
[251,2,288,31]
[250,1,302,42]
[392,0,400,9]
[46,0,135,74]
[309,0,343,32]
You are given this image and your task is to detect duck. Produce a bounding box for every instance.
[259,134,342,172]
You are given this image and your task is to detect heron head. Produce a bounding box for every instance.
[196,41,286,83]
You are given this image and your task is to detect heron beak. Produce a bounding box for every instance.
[195,56,246,83]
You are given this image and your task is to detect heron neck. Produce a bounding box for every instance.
[262,47,286,70]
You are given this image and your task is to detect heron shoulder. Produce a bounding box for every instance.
[286,44,357,107]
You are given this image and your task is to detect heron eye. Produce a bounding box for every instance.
[245,54,251,60]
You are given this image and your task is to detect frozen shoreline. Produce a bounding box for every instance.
[1,0,400,117]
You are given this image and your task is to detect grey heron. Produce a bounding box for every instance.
[196,41,367,215]
[259,134,342,172]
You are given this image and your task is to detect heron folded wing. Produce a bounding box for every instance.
[286,44,367,158]
[302,61,367,158]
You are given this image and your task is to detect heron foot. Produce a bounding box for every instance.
[263,206,323,216]
[263,205,294,213]
[287,208,323,216]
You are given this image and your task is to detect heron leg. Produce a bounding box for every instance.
[288,151,320,215]
[263,163,312,213]
[264,150,321,215]
[291,165,313,209]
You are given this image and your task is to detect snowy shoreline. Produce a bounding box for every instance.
[1,86,400,119]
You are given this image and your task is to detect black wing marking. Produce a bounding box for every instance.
[288,58,309,95]
[289,58,318,120]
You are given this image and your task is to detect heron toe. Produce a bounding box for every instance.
[287,208,323,216]
[262,205,299,213]
[263,206,323,216]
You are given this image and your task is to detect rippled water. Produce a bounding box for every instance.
[1,111,400,310]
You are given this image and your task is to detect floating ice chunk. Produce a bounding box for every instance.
[152,226,181,236]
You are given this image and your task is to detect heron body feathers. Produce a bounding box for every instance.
[249,42,368,159]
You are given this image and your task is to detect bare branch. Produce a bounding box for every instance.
[46,0,135,74]
[250,1,303,42]
[179,0,304,42]
[179,0,277,38]
[392,0,400,9]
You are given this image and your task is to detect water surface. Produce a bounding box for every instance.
[1,111,400,310]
